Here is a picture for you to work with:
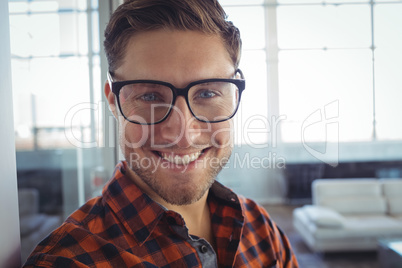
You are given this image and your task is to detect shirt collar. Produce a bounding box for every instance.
[209,180,241,205]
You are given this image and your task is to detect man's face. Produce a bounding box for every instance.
[106,30,236,205]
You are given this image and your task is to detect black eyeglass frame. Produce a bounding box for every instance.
[108,69,245,125]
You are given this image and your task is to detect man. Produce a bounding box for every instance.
[25,0,298,267]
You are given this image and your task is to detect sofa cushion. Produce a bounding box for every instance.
[313,215,402,239]
[382,180,402,197]
[319,196,387,215]
[388,197,402,216]
[303,205,344,228]
[313,179,380,200]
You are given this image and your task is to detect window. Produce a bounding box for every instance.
[10,0,102,150]
[221,2,269,145]
[221,0,402,145]
[8,0,111,262]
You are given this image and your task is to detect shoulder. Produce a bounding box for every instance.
[239,196,272,224]
[238,196,299,267]
[67,196,105,226]
[23,197,108,267]
[238,196,282,248]
[23,221,94,267]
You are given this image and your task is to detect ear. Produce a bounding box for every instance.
[235,69,244,79]
[104,81,118,119]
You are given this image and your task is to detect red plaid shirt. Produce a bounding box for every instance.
[24,162,298,267]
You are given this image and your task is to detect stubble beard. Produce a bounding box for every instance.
[126,147,232,206]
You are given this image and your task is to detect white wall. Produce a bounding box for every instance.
[0,1,21,267]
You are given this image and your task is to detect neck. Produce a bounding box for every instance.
[163,192,215,245]
[125,165,215,245]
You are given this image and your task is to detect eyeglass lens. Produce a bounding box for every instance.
[118,81,239,123]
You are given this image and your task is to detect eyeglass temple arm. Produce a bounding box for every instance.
[107,71,114,84]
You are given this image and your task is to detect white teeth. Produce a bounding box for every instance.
[160,151,202,165]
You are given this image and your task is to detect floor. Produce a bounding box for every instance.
[263,204,380,268]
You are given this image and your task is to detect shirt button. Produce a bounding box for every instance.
[200,245,208,253]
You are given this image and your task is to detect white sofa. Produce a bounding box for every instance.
[293,178,402,252]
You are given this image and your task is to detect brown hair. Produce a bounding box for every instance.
[104,0,241,74]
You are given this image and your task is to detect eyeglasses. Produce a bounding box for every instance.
[107,70,245,125]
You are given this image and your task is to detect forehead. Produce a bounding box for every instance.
[115,29,234,84]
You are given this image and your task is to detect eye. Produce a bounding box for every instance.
[198,90,217,99]
[140,93,160,102]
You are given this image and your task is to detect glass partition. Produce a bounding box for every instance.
[8,0,113,262]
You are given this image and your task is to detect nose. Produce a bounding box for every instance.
[159,96,202,148]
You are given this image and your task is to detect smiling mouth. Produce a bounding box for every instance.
[155,150,205,165]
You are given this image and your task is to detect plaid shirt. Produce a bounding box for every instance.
[24,161,298,268]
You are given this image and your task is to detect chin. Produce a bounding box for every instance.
[124,140,233,205]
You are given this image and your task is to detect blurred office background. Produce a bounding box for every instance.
[1,0,402,266]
